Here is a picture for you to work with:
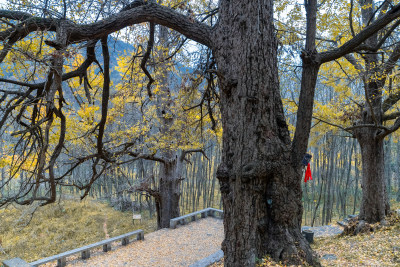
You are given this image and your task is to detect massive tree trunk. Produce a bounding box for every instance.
[384,138,392,195]
[353,114,390,223]
[156,158,183,228]
[397,142,400,202]
[356,129,390,223]
[214,1,316,265]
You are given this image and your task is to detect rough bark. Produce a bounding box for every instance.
[156,159,183,228]
[356,129,390,222]
[214,1,317,265]
[384,138,392,197]
[397,142,400,202]
[353,155,360,215]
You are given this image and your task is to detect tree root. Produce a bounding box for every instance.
[342,211,400,236]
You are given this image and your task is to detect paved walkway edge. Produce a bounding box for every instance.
[189,250,223,267]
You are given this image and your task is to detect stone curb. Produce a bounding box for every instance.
[189,250,224,267]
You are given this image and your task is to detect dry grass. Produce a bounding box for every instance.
[0,198,156,263]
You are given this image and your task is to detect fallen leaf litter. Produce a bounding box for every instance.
[42,217,223,267]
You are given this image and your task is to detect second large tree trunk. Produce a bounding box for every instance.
[357,129,390,223]
[213,0,317,265]
[156,159,182,229]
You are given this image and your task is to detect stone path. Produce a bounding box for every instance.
[302,225,343,237]
[65,218,224,267]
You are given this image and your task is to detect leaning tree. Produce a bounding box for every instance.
[2,0,400,265]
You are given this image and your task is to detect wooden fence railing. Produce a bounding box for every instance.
[2,229,144,267]
[169,207,224,229]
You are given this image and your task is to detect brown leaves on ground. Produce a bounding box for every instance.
[257,256,301,267]
[210,255,297,267]
[69,217,223,267]
[312,212,400,266]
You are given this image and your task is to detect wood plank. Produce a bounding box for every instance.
[30,229,144,266]
[3,257,31,267]
[169,208,223,229]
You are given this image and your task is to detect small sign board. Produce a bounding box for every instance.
[132,214,142,225]
[132,214,142,220]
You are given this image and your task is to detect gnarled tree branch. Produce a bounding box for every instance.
[319,3,400,63]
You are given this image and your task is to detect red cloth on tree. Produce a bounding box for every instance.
[304,163,312,183]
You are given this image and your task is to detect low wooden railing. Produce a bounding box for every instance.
[169,207,224,229]
[3,229,144,267]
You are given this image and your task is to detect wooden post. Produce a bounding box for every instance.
[137,232,144,240]
[170,219,177,229]
[122,237,129,246]
[103,243,111,252]
[57,257,66,267]
[81,250,90,260]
